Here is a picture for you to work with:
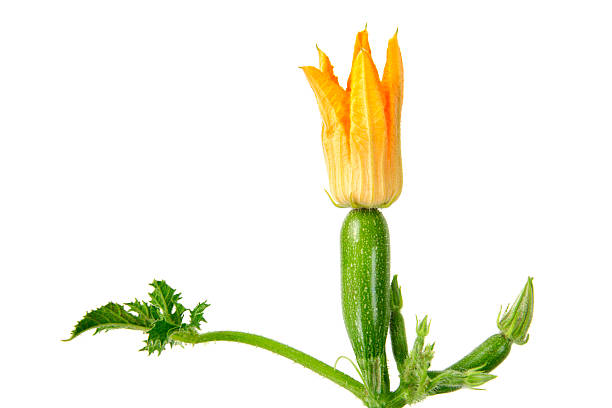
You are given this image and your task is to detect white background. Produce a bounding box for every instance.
[1,1,611,407]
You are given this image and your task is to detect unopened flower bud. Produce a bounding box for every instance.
[497,277,534,345]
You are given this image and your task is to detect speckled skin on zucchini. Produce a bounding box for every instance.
[428,333,513,394]
[341,209,391,399]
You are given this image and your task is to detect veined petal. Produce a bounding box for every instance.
[381,31,404,202]
[347,28,371,92]
[352,29,372,65]
[302,66,351,206]
[317,46,339,85]
[349,50,388,206]
[301,66,349,131]
[321,129,351,207]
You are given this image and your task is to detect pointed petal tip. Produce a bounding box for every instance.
[356,26,369,40]
[389,30,399,44]
[300,65,320,76]
[316,45,326,58]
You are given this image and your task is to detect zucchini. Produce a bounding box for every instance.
[341,209,391,398]
[428,333,512,394]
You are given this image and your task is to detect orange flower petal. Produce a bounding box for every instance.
[349,50,388,206]
[347,28,371,93]
[301,66,351,205]
[317,46,339,86]
[381,31,404,202]
[301,66,349,133]
[352,29,372,64]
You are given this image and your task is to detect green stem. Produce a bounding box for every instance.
[385,392,408,408]
[171,330,366,400]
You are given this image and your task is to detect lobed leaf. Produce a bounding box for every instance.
[66,280,210,355]
[148,280,182,321]
[143,320,181,355]
[126,299,160,324]
[189,301,210,330]
[65,302,150,341]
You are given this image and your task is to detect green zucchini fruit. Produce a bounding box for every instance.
[340,209,391,398]
[447,333,512,373]
[428,333,512,394]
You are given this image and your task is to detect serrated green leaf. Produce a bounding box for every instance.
[189,301,210,329]
[126,299,160,324]
[143,320,180,355]
[148,280,185,325]
[65,302,150,341]
[172,302,187,325]
[67,280,212,356]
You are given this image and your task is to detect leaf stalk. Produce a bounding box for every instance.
[171,330,367,400]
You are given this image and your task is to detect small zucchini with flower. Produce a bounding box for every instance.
[386,276,534,405]
[427,277,534,395]
[302,28,404,401]
[340,208,391,399]
[66,28,535,408]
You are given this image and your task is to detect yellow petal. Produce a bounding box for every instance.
[349,50,388,206]
[301,66,349,134]
[381,31,404,202]
[317,46,339,86]
[347,28,371,93]
[352,29,372,64]
[301,66,351,205]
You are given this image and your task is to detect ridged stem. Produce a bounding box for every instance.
[171,330,367,400]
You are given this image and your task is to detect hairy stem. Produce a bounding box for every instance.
[171,330,366,400]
